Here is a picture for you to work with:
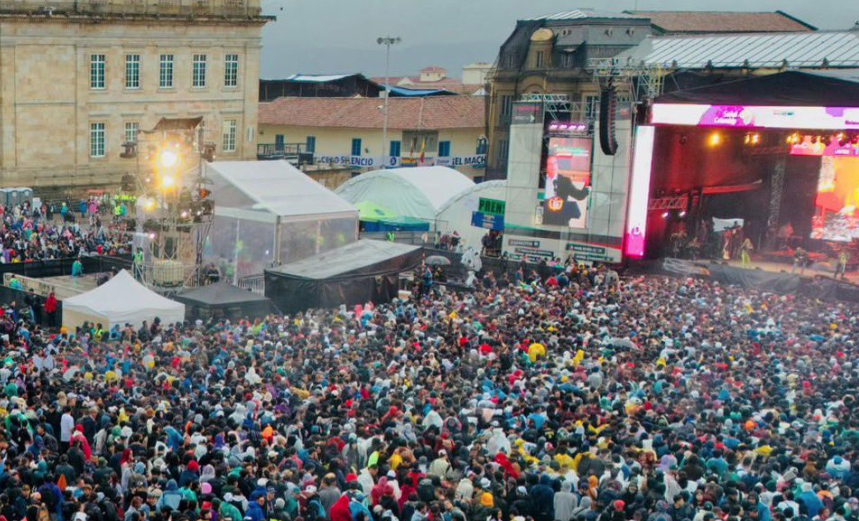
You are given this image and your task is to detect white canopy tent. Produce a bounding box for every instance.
[334,166,474,223]
[205,160,359,279]
[62,270,185,330]
[435,180,508,250]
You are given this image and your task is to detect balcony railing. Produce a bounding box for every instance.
[0,0,263,17]
[257,143,314,165]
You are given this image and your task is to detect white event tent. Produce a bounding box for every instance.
[205,160,359,279]
[334,166,474,223]
[62,270,185,329]
[435,180,508,249]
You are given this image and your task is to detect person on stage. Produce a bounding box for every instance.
[836,249,849,280]
[740,237,754,269]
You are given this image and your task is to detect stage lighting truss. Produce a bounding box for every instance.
[128,119,217,290]
[743,132,761,146]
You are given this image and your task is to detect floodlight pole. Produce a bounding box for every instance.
[377,36,401,168]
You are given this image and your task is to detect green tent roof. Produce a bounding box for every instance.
[355,201,398,222]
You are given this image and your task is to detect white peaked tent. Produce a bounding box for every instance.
[62,270,185,330]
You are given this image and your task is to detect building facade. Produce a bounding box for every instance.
[0,0,269,189]
[485,10,651,179]
[484,9,818,180]
[258,96,488,181]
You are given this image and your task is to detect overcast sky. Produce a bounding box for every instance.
[260,0,856,79]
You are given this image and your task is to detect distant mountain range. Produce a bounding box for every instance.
[260,40,500,79]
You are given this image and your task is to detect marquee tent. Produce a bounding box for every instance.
[62,270,185,329]
[334,166,473,223]
[436,180,508,249]
[264,240,422,312]
[205,160,358,279]
[174,282,274,321]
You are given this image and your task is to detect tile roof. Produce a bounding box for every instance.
[259,96,486,130]
[613,30,859,70]
[627,10,816,33]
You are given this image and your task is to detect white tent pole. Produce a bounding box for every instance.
[233,219,240,285]
[274,216,282,267]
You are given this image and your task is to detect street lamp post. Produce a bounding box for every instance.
[377,36,401,168]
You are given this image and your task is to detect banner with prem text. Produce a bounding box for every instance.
[314,155,486,169]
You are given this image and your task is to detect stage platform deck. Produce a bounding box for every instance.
[18,274,100,301]
[715,258,859,285]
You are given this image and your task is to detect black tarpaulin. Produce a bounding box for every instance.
[706,263,801,294]
[174,282,274,321]
[264,240,423,313]
[656,70,859,107]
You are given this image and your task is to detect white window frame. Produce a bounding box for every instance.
[125,54,140,89]
[192,54,207,88]
[125,122,139,145]
[90,122,106,158]
[222,119,237,153]
[224,54,239,87]
[90,54,106,90]
[159,54,174,89]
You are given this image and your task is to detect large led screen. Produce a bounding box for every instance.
[543,137,592,228]
[812,156,859,241]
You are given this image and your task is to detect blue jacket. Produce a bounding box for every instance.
[246,501,266,521]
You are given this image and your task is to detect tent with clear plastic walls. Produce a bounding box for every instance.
[202,160,359,282]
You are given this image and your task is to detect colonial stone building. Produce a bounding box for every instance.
[0,0,269,188]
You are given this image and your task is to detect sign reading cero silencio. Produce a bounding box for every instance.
[314,155,487,169]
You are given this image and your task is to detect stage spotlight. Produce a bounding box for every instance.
[159,149,179,168]
[679,211,687,218]
[161,175,175,189]
[708,132,722,147]
[662,211,670,219]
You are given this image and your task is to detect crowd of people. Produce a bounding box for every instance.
[0,199,133,263]
[0,261,857,521]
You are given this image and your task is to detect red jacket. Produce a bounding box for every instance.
[331,495,353,521]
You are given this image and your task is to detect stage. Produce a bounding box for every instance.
[8,274,102,301]
[655,256,859,302]
[717,257,859,284]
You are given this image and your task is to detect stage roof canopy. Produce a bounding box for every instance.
[615,30,859,70]
[655,70,859,107]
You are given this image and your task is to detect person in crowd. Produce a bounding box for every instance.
[0,258,855,521]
